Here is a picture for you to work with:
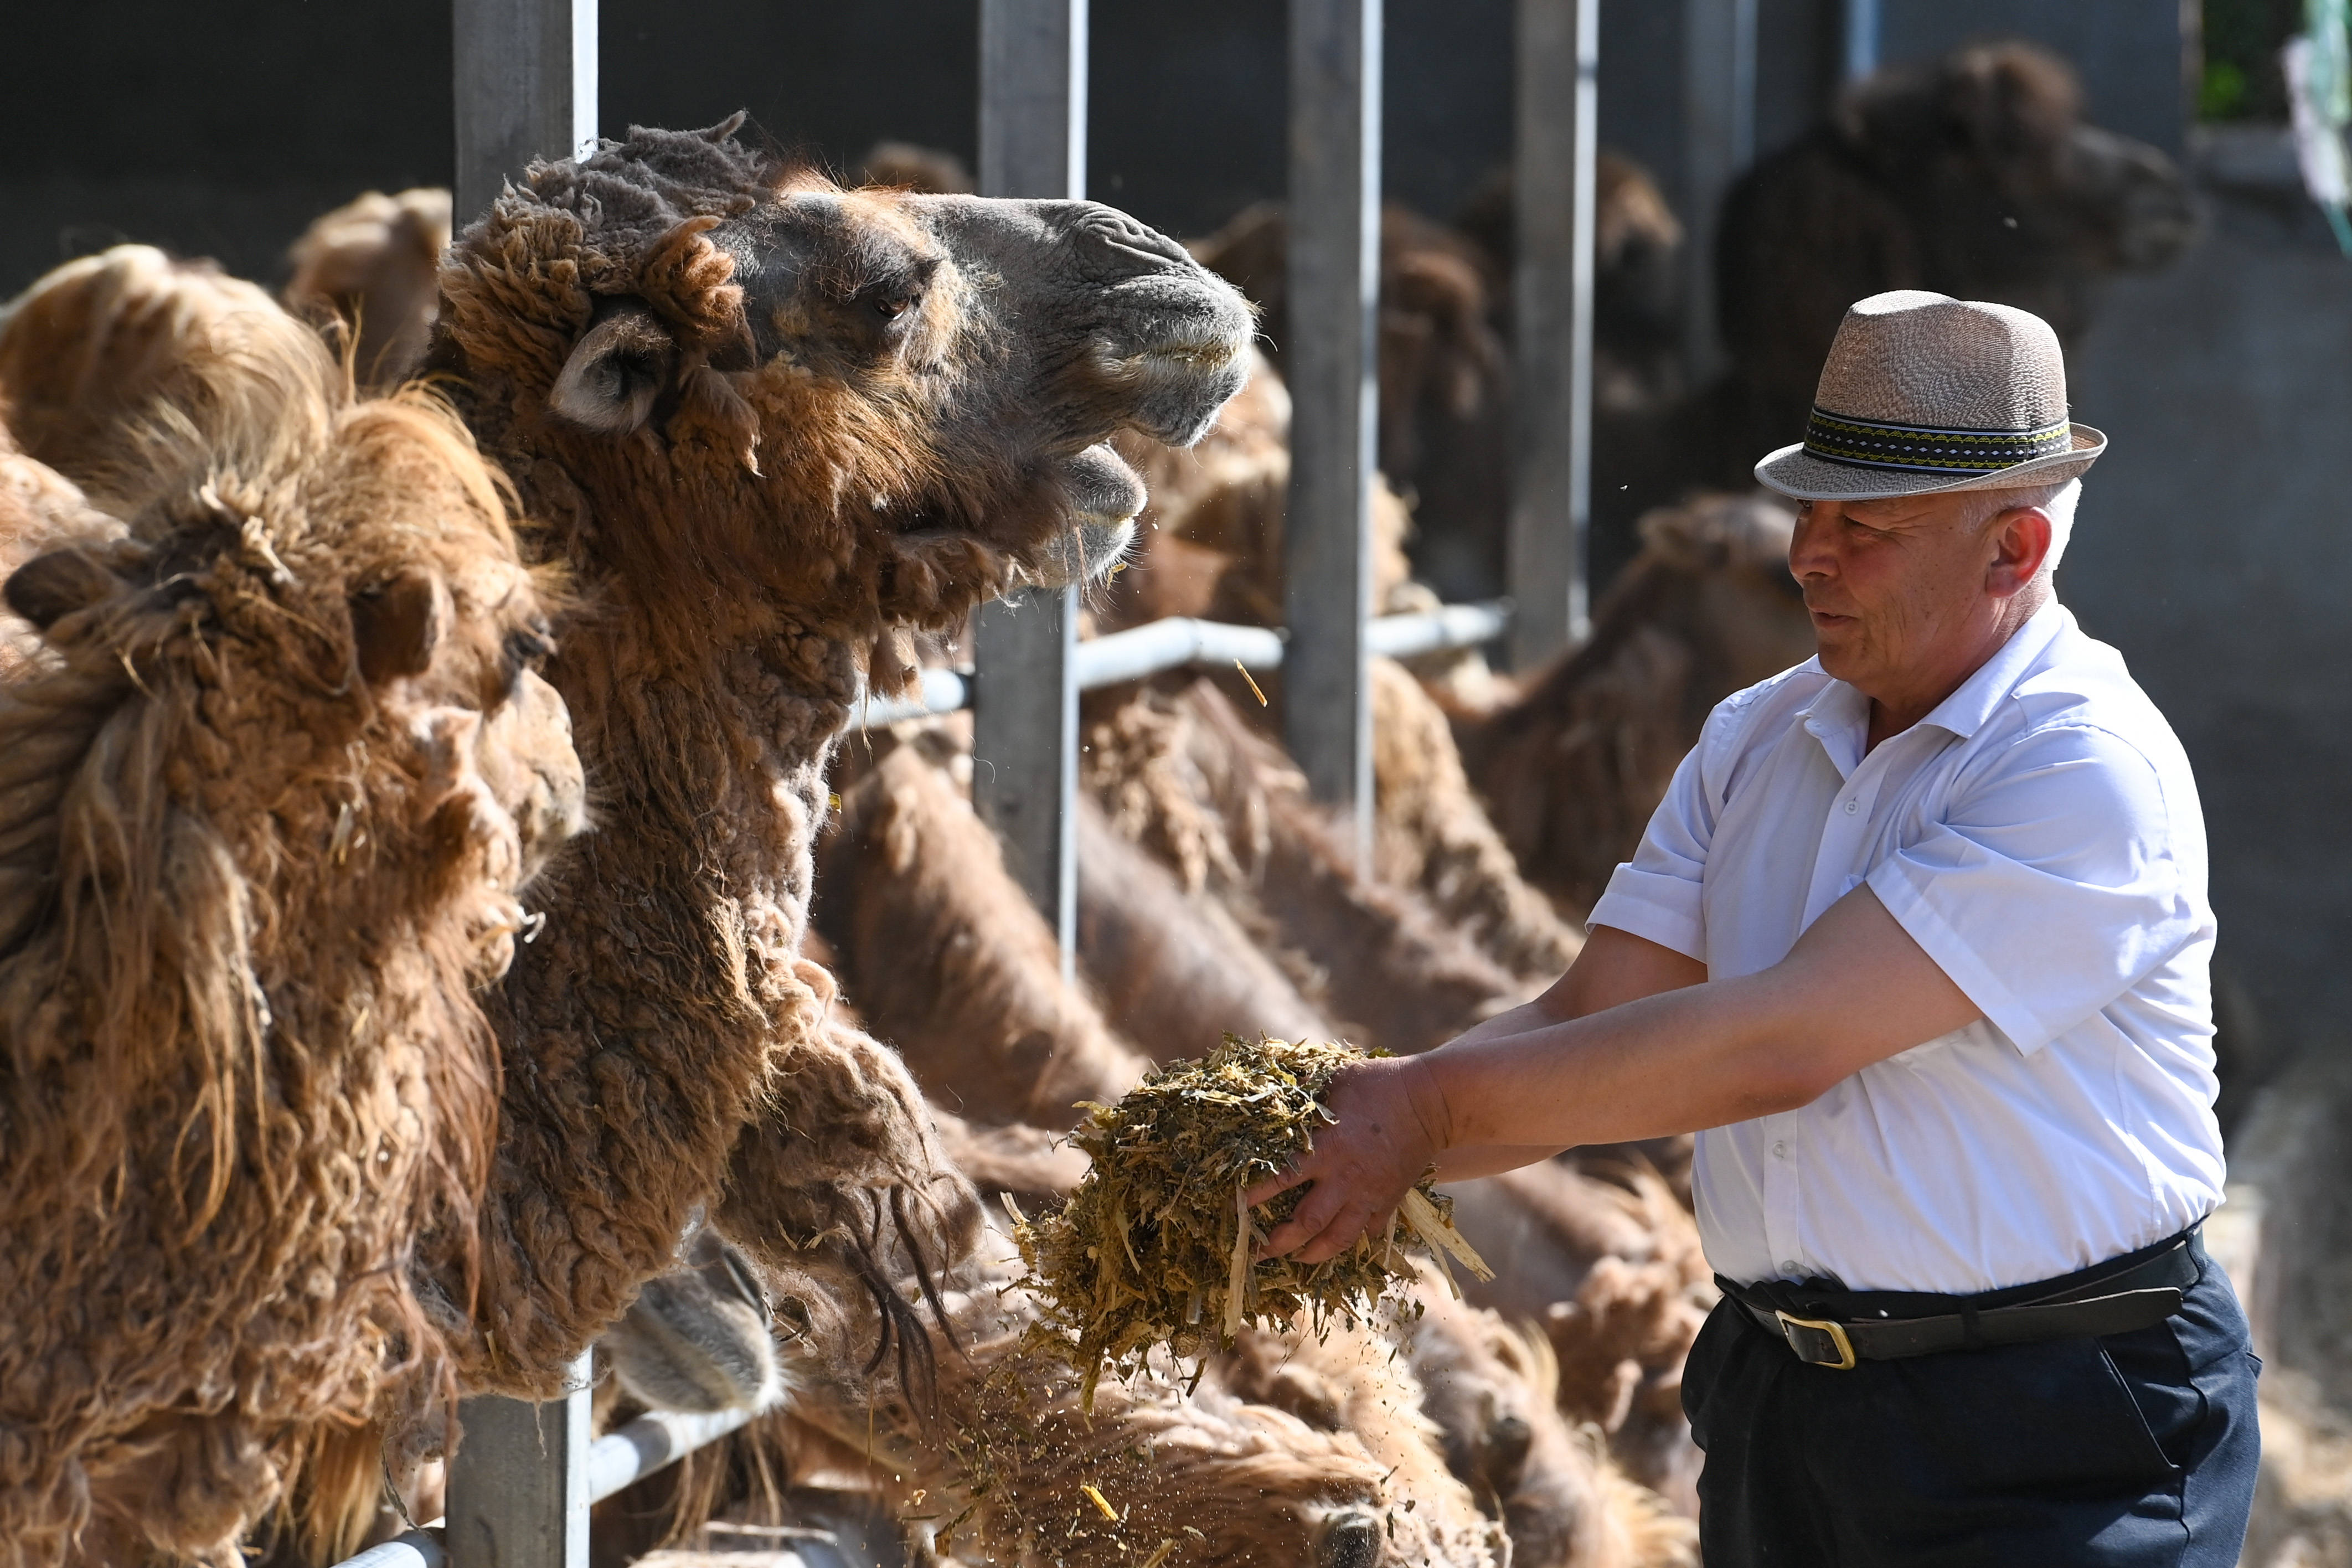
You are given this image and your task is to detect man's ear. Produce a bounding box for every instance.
[1988,503,2055,595]
[351,565,453,685]
[548,300,679,434]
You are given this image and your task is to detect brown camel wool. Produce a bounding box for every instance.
[1010,1035,1489,1407]
[0,249,584,1568]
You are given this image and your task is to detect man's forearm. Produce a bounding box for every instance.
[1422,974,1817,1154]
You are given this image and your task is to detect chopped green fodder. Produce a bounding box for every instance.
[1008,1035,1490,1410]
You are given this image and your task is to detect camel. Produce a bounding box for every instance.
[817,742,1151,1127]
[0,252,586,1568]
[284,188,453,390]
[1595,40,2196,554]
[1190,154,1684,602]
[419,117,1255,1400]
[1453,491,1814,917]
[1096,352,1581,993]
[0,429,117,678]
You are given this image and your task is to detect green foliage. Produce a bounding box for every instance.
[2203,0,2303,120]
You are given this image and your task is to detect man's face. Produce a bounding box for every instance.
[1787,489,2023,697]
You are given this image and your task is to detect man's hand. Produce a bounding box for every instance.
[1241,890,1978,1264]
[1244,1054,1451,1264]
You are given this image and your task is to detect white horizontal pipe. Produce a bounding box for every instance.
[585,1404,760,1504]
[1075,616,1288,689]
[850,602,1511,730]
[335,1531,444,1568]
[1365,599,1510,661]
[848,664,972,729]
[328,1405,760,1568]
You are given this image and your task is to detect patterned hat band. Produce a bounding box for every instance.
[1803,408,2074,474]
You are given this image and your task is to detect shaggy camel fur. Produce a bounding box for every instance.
[1192,158,1683,601]
[0,249,313,527]
[1448,1163,1713,1513]
[783,1231,1494,1568]
[1096,355,1578,985]
[424,119,1252,1395]
[1405,1276,1696,1568]
[0,429,117,678]
[817,743,1149,1127]
[1591,41,2198,546]
[1452,151,1686,417]
[1454,492,1814,916]
[285,188,453,390]
[819,729,1324,1095]
[0,266,584,1567]
[1084,678,1517,1053]
[855,141,975,196]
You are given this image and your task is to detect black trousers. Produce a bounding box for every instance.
[1683,1239,2261,1567]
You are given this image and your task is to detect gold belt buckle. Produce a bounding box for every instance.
[1775,1310,1858,1371]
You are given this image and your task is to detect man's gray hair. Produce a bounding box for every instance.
[1974,478,2081,579]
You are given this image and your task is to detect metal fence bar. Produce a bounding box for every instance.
[850,604,1507,730]
[329,1403,764,1568]
[1283,0,1383,868]
[1509,0,1598,667]
[972,0,1089,970]
[446,5,599,1560]
[1678,0,1756,384]
[341,1534,447,1568]
[1841,0,1880,82]
[452,0,597,226]
[445,1353,593,1568]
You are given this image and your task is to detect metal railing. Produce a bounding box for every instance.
[847,600,1510,731]
[336,1404,763,1567]
[322,0,1610,1551]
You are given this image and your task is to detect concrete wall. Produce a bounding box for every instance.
[2062,139,2352,1059]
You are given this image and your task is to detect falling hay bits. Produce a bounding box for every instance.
[1007,1035,1490,1411]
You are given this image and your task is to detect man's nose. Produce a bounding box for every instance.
[1788,507,1836,577]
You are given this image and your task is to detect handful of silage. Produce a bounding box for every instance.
[1008,1035,1490,1407]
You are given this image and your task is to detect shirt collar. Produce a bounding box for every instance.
[1794,600,2072,767]
[1916,599,2071,740]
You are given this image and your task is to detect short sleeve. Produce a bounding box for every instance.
[1865,723,2195,1056]
[1587,715,1727,962]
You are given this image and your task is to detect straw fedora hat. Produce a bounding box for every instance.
[1755,290,2105,502]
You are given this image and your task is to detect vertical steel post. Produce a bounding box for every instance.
[452,0,597,227]
[445,1353,594,1568]
[448,9,594,1558]
[1679,0,1756,385]
[1283,0,1382,865]
[973,0,1088,971]
[1509,0,1598,667]
[1841,0,1880,82]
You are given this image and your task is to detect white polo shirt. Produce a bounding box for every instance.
[1588,601,2223,1294]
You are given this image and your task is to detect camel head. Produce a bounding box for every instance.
[1834,41,2198,341]
[431,118,1254,688]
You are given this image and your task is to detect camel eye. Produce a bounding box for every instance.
[502,624,554,693]
[873,293,914,321]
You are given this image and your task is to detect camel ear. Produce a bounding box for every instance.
[548,301,679,434]
[351,566,452,685]
[5,545,132,631]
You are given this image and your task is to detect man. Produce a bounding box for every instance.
[1251,291,2258,1565]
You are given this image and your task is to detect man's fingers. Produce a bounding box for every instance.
[1256,1176,1349,1260]
[1291,1196,1378,1266]
[1242,1160,1312,1212]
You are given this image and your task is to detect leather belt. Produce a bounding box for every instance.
[1726,1231,2200,1371]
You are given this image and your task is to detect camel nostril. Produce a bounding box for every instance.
[1317,1509,1383,1568]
